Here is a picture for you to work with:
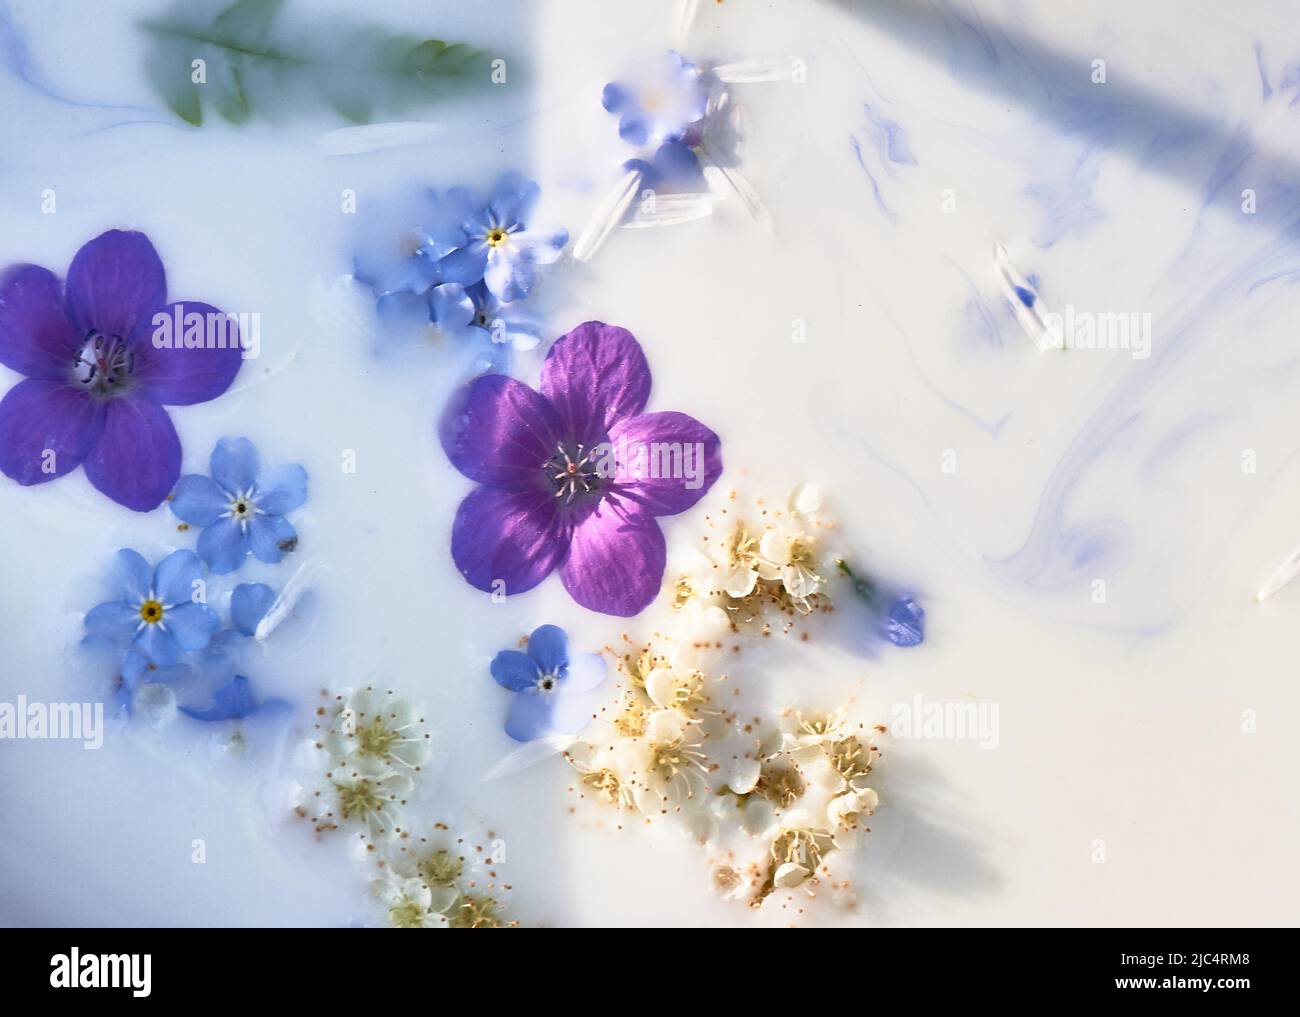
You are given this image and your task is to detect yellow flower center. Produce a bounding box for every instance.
[356,715,397,760]
[388,899,426,929]
[139,599,164,624]
[336,780,381,821]
[485,227,508,247]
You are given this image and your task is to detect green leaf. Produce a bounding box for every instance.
[140,0,497,127]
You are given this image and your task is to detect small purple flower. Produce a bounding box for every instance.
[442,320,723,616]
[490,625,606,741]
[0,230,243,511]
[84,548,220,666]
[169,437,308,574]
[602,51,709,148]
[426,173,567,303]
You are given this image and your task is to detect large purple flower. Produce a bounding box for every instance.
[0,230,242,511]
[442,321,722,616]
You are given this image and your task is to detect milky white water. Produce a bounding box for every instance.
[1,0,1299,926]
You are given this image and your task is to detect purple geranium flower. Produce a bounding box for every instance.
[490,625,606,741]
[0,230,242,511]
[442,320,722,616]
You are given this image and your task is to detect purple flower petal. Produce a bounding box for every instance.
[442,374,562,489]
[0,379,104,485]
[540,322,651,447]
[130,302,242,406]
[450,485,568,596]
[81,396,181,512]
[0,264,80,380]
[608,410,722,516]
[169,474,228,526]
[559,498,665,617]
[490,649,540,691]
[64,230,167,340]
[504,689,554,742]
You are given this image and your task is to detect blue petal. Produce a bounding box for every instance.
[650,140,705,187]
[154,664,194,685]
[170,474,228,526]
[618,112,650,146]
[438,245,489,286]
[210,437,261,494]
[134,622,180,666]
[111,548,153,602]
[247,514,297,564]
[181,674,258,722]
[527,624,569,676]
[490,649,540,691]
[198,519,250,574]
[255,464,308,516]
[883,596,925,647]
[154,549,204,607]
[84,601,139,641]
[231,582,276,637]
[122,648,151,689]
[488,172,538,228]
[435,185,484,238]
[563,652,606,693]
[165,602,219,652]
[375,289,435,334]
[548,689,596,735]
[430,282,476,331]
[601,81,632,113]
[484,247,533,303]
[504,690,554,741]
[520,227,568,265]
